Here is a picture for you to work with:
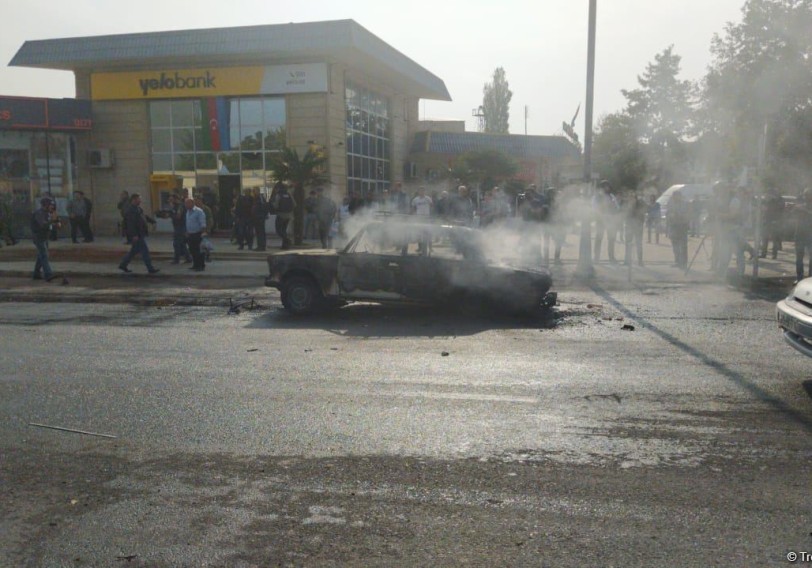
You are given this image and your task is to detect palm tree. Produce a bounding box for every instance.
[269,146,328,245]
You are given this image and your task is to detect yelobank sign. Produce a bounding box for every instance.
[90,63,329,100]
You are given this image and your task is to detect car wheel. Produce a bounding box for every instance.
[282,276,321,315]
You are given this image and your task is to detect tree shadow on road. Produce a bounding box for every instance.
[590,284,812,434]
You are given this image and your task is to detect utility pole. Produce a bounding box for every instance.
[576,0,597,278]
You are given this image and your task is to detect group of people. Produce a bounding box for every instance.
[30,177,812,283]
[230,182,338,250]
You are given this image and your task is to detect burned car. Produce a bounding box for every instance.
[776,277,812,358]
[265,219,554,315]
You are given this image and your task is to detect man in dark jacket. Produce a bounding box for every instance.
[234,191,254,250]
[251,190,269,251]
[167,194,192,264]
[118,193,160,274]
[31,198,60,282]
[272,183,296,249]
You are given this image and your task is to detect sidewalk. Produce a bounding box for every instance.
[0,230,799,290]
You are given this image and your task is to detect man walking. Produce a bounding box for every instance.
[184,198,207,271]
[31,197,59,282]
[119,193,160,275]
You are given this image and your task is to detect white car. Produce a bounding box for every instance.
[776,277,812,358]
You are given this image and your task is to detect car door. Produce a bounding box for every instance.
[336,225,405,300]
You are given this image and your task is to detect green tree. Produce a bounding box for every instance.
[592,112,647,192]
[621,45,695,188]
[482,67,513,134]
[451,149,519,192]
[269,146,327,245]
[701,0,812,189]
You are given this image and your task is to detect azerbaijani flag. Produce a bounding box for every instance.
[199,97,231,151]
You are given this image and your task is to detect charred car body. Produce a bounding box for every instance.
[776,277,812,358]
[265,219,555,315]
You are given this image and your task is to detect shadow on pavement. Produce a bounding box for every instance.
[590,284,812,434]
[245,303,559,338]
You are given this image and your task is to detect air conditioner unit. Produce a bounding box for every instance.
[88,149,114,169]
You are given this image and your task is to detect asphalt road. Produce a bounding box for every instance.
[1,284,811,567]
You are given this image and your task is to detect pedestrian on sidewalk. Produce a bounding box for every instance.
[715,186,746,278]
[67,191,93,243]
[593,180,620,262]
[624,191,647,266]
[184,198,207,272]
[667,190,690,269]
[117,190,130,243]
[251,189,269,251]
[167,194,192,264]
[759,187,784,259]
[272,182,295,249]
[194,195,214,261]
[234,191,254,250]
[315,187,337,248]
[646,195,661,244]
[118,193,159,275]
[30,197,60,282]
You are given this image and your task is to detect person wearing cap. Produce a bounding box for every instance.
[30,198,60,282]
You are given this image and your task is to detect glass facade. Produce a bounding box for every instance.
[149,97,286,195]
[0,131,78,238]
[346,81,391,197]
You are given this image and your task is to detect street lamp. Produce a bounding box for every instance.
[576,0,597,278]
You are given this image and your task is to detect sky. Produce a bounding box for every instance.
[1,0,746,138]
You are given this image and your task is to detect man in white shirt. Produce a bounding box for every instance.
[411,186,433,217]
[184,198,208,271]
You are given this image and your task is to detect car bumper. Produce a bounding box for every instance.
[776,299,812,358]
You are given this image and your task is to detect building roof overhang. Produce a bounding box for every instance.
[9,19,451,101]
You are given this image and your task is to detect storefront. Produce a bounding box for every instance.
[10,20,450,234]
[0,96,91,239]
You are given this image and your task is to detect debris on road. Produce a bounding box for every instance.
[228,296,259,314]
[441,351,450,356]
[621,324,636,331]
[247,348,258,352]
[28,422,117,439]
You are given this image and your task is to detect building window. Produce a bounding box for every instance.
[346,81,390,197]
[148,96,286,193]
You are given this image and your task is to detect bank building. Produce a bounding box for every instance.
[5,19,451,235]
